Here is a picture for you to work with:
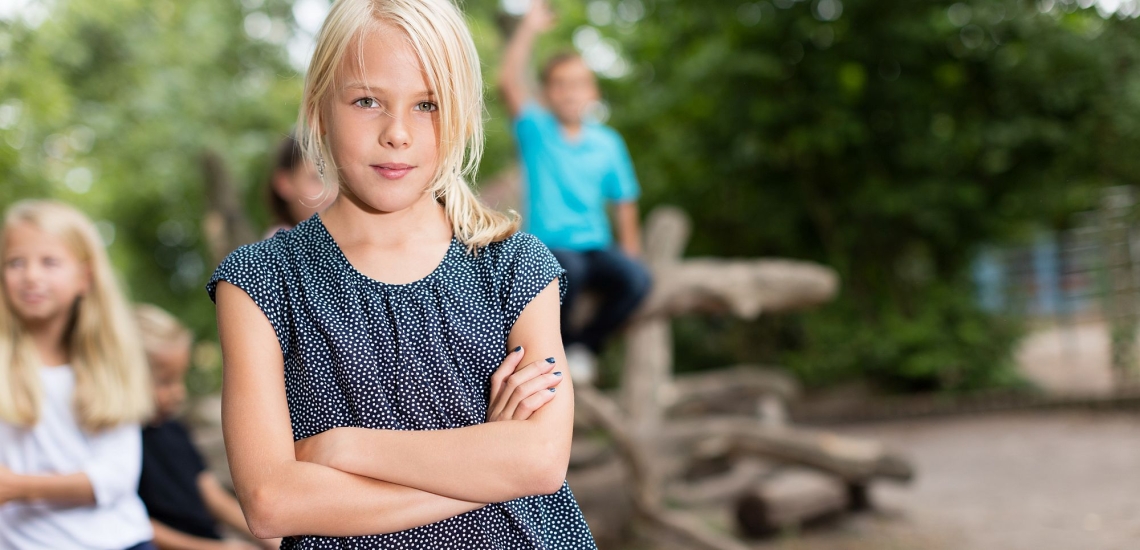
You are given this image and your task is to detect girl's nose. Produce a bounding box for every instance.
[380,113,411,149]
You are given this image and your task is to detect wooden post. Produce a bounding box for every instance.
[621,207,690,438]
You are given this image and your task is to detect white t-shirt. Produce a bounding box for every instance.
[0,365,153,550]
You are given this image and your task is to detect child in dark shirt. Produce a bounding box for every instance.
[134,304,280,550]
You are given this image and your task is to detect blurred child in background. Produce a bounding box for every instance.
[0,200,155,550]
[498,0,652,383]
[134,304,279,550]
[264,134,337,238]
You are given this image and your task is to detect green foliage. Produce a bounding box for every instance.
[4,0,1139,394]
[0,0,304,389]
[582,0,1140,391]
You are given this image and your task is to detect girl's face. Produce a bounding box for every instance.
[2,222,89,328]
[274,160,336,224]
[324,23,440,214]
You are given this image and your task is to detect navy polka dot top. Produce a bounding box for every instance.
[206,215,597,549]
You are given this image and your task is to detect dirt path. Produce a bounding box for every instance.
[753,410,1140,550]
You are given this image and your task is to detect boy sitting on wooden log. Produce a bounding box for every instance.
[498,0,652,383]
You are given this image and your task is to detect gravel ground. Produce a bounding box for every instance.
[757,410,1140,550]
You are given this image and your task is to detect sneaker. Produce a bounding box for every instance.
[565,344,597,386]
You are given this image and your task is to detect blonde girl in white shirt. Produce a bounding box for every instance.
[0,200,156,550]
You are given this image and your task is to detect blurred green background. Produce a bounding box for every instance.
[3,0,1139,395]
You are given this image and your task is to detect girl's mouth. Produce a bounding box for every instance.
[372,163,414,180]
[18,292,46,305]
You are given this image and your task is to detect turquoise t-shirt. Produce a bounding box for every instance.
[513,102,640,251]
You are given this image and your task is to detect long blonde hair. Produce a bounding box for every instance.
[0,200,153,431]
[298,0,519,249]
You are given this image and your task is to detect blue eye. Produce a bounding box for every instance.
[354,97,380,109]
[415,101,438,112]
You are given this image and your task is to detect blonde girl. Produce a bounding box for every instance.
[0,200,155,550]
[208,0,595,547]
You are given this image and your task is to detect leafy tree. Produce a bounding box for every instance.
[4,0,1138,394]
[577,0,1140,390]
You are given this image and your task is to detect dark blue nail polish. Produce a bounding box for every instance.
[553,371,562,376]
[545,357,556,363]
[549,388,556,392]
[513,346,522,353]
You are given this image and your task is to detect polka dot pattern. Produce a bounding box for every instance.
[206,215,596,549]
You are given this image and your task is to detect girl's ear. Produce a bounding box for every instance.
[316,103,328,136]
[271,169,296,201]
[79,264,93,297]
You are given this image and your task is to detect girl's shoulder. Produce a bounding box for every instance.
[205,218,321,303]
[478,231,567,328]
[485,229,546,254]
[479,230,558,273]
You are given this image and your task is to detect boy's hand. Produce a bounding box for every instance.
[521,0,556,33]
[487,347,563,421]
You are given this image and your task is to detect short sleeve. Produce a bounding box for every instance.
[603,131,641,202]
[497,232,568,335]
[205,240,290,355]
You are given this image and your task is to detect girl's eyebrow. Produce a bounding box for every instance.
[340,82,435,96]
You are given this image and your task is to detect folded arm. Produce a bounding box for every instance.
[199,472,280,549]
[0,415,144,507]
[215,282,484,539]
[0,468,95,506]
[296,280,574,504]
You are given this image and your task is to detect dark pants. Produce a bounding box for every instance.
[551,248,652,354]
[124,542,157,550]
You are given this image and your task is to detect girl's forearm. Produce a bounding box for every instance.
[198,472,257,540]
[239,458,483,539]
[326,418,571,504]
[150,519,230,550]
[11,472,96,505]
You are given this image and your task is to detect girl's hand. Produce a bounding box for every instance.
[0,465,23,505]
[487,346,563,422]
[294,428,350,469]
[220,541,261,550]
[257,538,283,550]
[295,348,564,466]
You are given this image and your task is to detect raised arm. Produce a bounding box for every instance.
[295,280,573,504]
[215,282,484,539]
[497,0,556,117]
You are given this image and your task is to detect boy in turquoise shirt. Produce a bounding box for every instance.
[498,0,652,382]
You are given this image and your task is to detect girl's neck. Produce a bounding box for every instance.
[322,188,452,247]
[25,313,72,367]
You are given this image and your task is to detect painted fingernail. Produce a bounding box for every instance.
[553,371,562,376]
[513,346,523,353]
[545,357,556,363]
[549,387,557,392]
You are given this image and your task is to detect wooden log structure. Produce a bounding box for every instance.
[566,205,913,547]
